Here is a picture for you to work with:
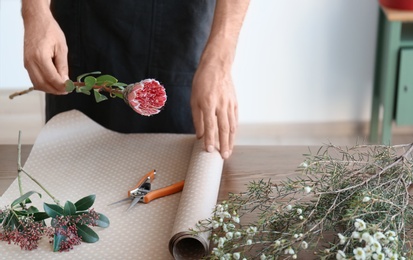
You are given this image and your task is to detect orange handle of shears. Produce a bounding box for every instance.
[143,180,185,204]
[128,169,156,197]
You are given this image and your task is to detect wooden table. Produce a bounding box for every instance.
[0,145,310,199]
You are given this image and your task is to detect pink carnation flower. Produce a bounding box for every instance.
[123,79,167,116]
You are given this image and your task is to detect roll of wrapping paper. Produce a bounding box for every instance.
[0,110,223,259]
[169,140,223,259]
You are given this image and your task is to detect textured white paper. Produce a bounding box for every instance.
[0,110,223,259]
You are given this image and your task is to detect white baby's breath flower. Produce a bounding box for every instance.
[274,240,281,247]
[362,232,374,244]
[293,234,299,239]
[292,254,297,259]
[338,233,347,245]
[223,224,228,232]
[373,252,385,260]
[223,211,231,219]
[300,161,308,168]
[299,215,304,220]
[374,232,386,240]
[212,220,220,229]
[246,239,252,245]
[336,250,346,260]
[246,226,257,236]
[218,237,226,248]
[226,232,233,240]
[370,239,382,253]
[304,186,312,193]
[260,254,266,260]
[362,196,371,202]
[234,232,241,239]
[354,219,367,231]
[286,205,292,211]
[233,252,241,260]
[232,216,240,223]
[296,208,302,214]
[301,241,308,249]
[352,231,361,239]
[353,247,366,260]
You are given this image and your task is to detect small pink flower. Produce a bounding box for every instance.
[123,79,167,116]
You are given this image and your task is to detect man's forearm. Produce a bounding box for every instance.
[21,0,52,23]
[201,0,250,67]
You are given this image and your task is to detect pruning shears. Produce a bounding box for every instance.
[109,169,185,211]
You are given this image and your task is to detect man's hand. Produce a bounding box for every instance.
[22,0,68,94]
[191,58,238,160]
[191,0,249,159]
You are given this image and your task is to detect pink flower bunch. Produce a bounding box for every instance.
[123,79,167,116]
[49,209,100,252]
[0,216,49,251]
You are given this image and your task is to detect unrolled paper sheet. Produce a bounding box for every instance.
[0,110,223,259]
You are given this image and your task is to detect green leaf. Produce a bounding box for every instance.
[76,71,101,82]
[32,212,50,221]
[11,191,41,208]
[78,87,91,95]
[96,75,118,86]
[27,206,39,214]
[74,194,96,211]
[112,82,127,88]
[93,90,108,103]
[76,224,99,243]
[43,203,64,218]
[64,201,77,216]
[84,76,97,90]
[65,80,75,92]
[53,233,66,252]
[96,213,110,228]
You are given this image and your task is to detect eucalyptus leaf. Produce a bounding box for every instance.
[93,90,108,103]
[112,82,127,88]
[76,224,99,243]
[11,191,41,208]
[96,75,118,86]
[64,201,77,216]
[53,233,66,252]
[76,71,101,82]
[44,203,64,218]
[79,87,91,95]
[84,76,97,90]
[65,80,75,92]
[74,194,96,211]
[96,213,110,228]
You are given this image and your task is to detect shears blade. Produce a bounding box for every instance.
[127,196,143,211]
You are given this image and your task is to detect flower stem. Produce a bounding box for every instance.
[17,131,23,197]
[73,82,124,96]
[15,132,61,206]
[20,168,61,207]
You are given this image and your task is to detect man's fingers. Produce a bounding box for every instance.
[192,105,204,139]
[203,109,216,154]
[217,108,230,159]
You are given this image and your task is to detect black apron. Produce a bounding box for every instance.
[48,0,216,133]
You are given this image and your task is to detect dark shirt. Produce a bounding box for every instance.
[48,0,216,133]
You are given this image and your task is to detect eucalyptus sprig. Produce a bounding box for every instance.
[194,143,413,259]
[64,71,128,103]
[0,132,110,252]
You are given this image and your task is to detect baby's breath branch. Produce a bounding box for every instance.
[9,87,34,99]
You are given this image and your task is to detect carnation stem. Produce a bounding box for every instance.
[73,82,124,96]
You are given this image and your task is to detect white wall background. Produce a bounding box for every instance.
[0,0,379,124]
